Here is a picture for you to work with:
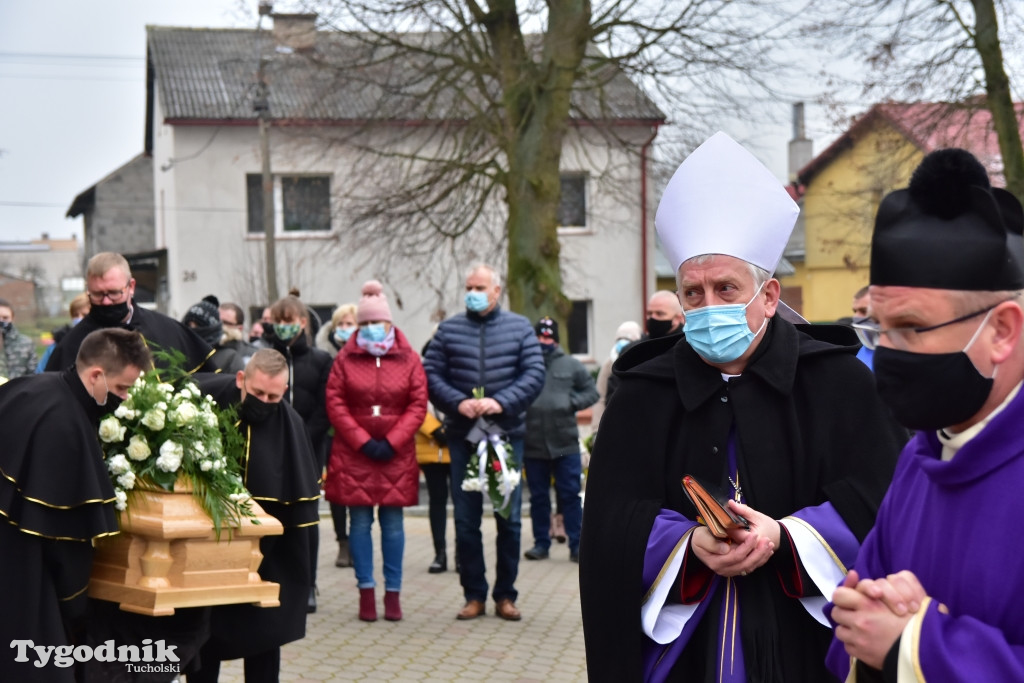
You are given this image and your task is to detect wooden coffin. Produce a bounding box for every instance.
[89,484,284,616]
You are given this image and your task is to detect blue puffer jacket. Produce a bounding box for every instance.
[424,306,546,439]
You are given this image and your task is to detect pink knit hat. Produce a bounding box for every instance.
[356,280,392,323]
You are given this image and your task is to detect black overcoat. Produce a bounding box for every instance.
[579,318,907,683]
[0,370,116,683]
[45,303,215,374]
[194,375,321,660]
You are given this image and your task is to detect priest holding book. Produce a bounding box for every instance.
[579,132,907,682]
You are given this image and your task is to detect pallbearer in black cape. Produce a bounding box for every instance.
[190,349,321,683]
[45,252,215,374]
[0,329,151,683]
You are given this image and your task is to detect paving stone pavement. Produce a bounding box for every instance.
[213,503,588,682]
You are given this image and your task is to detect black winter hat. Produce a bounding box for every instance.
[535,316,559,343]
[870,148,1024,291]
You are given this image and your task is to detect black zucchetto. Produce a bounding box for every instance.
[870,148,1024,291]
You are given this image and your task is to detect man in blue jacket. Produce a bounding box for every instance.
[424,264,546,621]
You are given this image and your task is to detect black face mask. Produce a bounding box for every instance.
[873,346,994,431]
[86,373,122,420]
[104,394,124,414]
[239,393,279,424]
[191,323,223,346]
[0,320,11,335]
[89,301,131,327]
[646,317,675,339]
[261,326,283,349]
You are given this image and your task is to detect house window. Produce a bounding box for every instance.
[558,174,587,228]
[567,299,590,356]
[246,175,264,233]
[247,174,331,234]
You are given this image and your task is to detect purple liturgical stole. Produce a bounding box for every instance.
[642,432,858,683]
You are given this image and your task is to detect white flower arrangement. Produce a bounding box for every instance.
[98,352,257,533]
[460,397,521,520]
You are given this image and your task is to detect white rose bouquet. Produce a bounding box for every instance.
[98,349,256,534]
[460,405,521,519]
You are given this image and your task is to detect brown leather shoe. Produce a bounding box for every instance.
[456,600,486,620]
[494,598,522,621]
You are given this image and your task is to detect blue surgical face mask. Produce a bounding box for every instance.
[614,339,630,355]
[334,326,353,344]
[273,322,301,341]
[360,323,388,342]
[465,291,490,313]
[682,282,767,364]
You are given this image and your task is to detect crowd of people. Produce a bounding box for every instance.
[0,250,624,680]
[5,133,1024,682]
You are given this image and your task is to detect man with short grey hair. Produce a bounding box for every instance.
[424,263,545,621]
[645,289,684,339]
[581,132,905,681]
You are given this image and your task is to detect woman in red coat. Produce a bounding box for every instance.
[325,280,427,622]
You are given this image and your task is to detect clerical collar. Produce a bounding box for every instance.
[938,380,1022,462]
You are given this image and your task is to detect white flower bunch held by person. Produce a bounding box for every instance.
[96,356,255,532]
[460,418,521,518]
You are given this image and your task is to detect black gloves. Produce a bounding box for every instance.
[430,426,448,448]
[361,438,395,461]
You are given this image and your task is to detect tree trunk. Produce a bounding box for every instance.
[489,1,591,337]
[972,0,1024,203]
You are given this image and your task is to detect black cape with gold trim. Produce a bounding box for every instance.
[0,369,118,683]
[194,373,321,659]
[45,303,215,374]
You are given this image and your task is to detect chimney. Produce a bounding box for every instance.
[788,102,813,183]
[271,13,317,51]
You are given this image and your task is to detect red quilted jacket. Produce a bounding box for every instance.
[324,327,427,507]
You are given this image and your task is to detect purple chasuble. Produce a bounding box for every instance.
[827,386,1024,680]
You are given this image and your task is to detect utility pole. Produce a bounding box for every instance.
[256,0,278,303]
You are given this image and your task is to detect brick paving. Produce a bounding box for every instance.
[213,501,588,682]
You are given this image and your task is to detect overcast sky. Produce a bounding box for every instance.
[0,0,827,244]
[0,0,260,242]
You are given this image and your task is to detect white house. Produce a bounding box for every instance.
[138,14,664,360]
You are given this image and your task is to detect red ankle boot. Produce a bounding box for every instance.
[384,590,402,621]
[359,587,377,622]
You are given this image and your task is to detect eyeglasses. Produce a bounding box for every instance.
[851,304,1000,351]
[87,285,130,304]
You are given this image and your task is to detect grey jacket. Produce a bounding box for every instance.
[524,345,599,459]
[0,327,37,379]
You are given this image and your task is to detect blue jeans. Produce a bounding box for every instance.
[524,454,583,552]
[349,505,404,592]
[448,436,523,603]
